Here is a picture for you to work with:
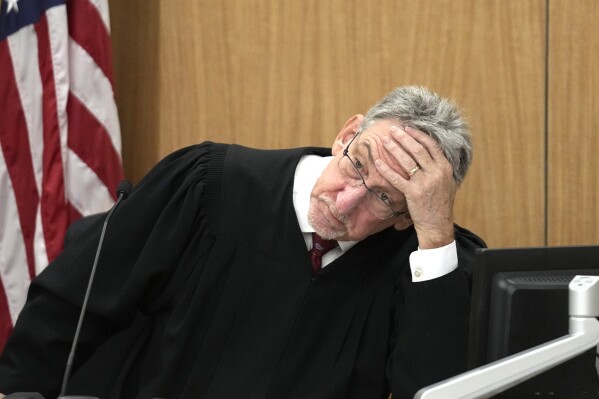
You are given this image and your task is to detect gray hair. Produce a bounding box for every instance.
[361,86,472,184]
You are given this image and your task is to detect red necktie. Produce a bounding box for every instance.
[309,233,338,273]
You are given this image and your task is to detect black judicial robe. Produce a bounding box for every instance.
[0,142,485,399]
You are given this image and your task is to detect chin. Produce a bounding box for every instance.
[315,226,344,241]
[307,206,346,240]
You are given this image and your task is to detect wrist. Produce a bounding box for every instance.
[415,224,454,249]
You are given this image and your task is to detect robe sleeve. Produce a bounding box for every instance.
[387,225,486,398]
[0,142,227,397]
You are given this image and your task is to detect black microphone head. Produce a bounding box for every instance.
[116,180,133,200]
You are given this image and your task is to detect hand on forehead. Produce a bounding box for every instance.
[361,120,446,181]
[358,121,417,180]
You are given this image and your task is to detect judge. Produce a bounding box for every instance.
[0,86,485,398]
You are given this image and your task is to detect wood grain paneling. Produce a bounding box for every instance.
[548,0,599,245]
[424,1,547,247]
[110,0,547,247]
[109,0,160,183]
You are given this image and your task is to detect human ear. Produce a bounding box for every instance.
[331,114,364,156]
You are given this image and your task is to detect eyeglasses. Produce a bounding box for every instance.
[337,131,405,220]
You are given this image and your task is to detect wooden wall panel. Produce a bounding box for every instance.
[449,1,546,247]
[110,0,547,248]
[548,0,599,245]
[109,0,160,183]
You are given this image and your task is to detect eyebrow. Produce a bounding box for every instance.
[357,139,375,166]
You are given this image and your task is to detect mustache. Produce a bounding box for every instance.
[318,195,350,226]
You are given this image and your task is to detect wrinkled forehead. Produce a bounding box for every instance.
[352,120,411,182]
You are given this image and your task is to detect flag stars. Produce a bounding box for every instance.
[6,0,20,13]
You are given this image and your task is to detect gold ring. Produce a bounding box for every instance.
[408,165,420,176]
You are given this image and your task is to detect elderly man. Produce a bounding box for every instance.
[0,86,484,398]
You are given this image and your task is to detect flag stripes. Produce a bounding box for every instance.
[0,0,123,351]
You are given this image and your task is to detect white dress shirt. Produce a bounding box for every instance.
[292,154,457,282]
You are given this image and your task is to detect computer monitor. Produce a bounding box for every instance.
[467,246,599,398]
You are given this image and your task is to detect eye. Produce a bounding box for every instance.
[354,156,369,175]
[353,158,370,179]
[380,192,392,205]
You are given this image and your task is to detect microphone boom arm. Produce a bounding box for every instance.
[58,181,131,398]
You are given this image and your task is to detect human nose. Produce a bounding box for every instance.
[335,184,368,214]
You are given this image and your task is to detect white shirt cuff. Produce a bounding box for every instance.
[409,241,458,282]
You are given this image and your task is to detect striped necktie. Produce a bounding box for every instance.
[309,233,338,273]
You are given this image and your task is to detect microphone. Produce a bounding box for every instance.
[57,180,133,399]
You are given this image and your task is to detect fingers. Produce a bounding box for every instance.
[376,124,455,195]
[381,135,418,180]
[374,158,406,189]
[376,124,454,186]
[387,125,445,174]
[377,125,429,185]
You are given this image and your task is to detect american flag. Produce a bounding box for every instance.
[0,0,123,351]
